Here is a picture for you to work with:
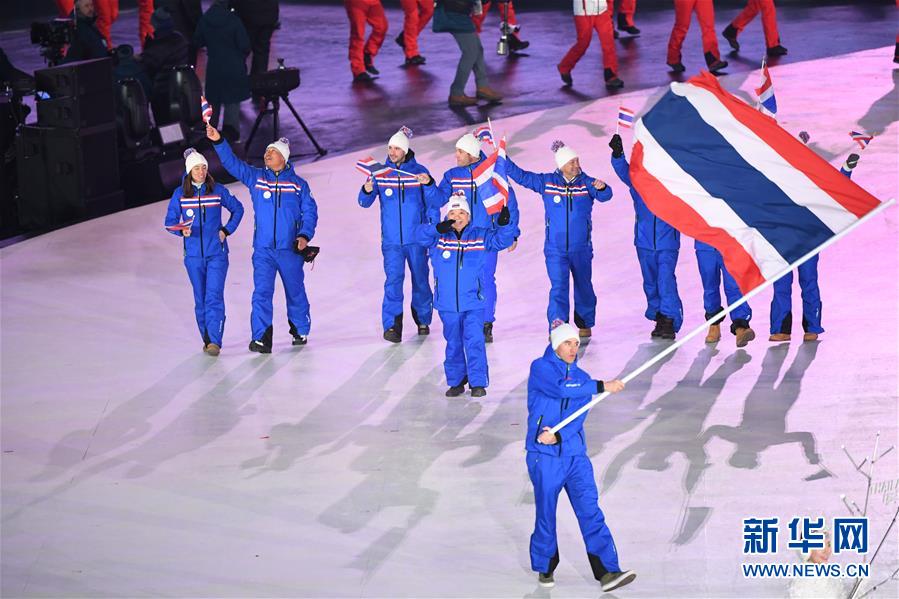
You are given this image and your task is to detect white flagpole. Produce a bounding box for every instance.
[549,197,896,435]
[756,57,766,110]
[615,107,620,136]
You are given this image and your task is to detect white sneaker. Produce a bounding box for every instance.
[600,570,636,592]
[537,572,555,588]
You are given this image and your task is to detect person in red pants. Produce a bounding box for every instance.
[394,0,433,66]
[558,0,623,90]
[137,0,154,48]
[722,0,787,57]
[667,0,727,74]
[471,0,529,53]
[345,0,388,83]
[616,0,639,35]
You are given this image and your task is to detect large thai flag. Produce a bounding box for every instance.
[754,63,777,117]
[471,136,510,215]
[355,156,393,178]
[629,72,882,294]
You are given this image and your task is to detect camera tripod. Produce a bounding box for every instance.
[244,93,327,158]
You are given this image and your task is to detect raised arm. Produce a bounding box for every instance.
[505,156,546,194]
[207,124,258,188]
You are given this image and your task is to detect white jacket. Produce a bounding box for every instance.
[572,0,609,16]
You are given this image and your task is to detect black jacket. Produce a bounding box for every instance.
[63,13,108,63]
[194,2,251,103]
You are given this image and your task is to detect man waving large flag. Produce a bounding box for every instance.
[628,71,883,295]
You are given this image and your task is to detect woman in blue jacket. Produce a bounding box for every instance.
[525,322,635,591]
[415,194,515,398]
[164,148,244,355]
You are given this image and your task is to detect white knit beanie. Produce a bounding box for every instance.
[446,192,471,216]
[184,148,208,174]
[550,323,579,350]
[552,140,579,170]
[456,133,481,159]
[388,126,413,154]
[266,137,290,163]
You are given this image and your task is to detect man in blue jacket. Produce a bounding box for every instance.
[526,322,635,591]
[207,123,318,353]
[506,140,612,338]
[435,133,521,343]
[769,150,860,342]
[415,194,515,398]
[358,127,439,342]
[609,133,683,340]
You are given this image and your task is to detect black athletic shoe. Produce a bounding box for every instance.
[417,325,430,336]
[395,32,405,48]
[446,383,466,397]
[483,322,494,343]
[470,386,487,398]
[508,35,530,52]
[707,58,728,74]
[353,72,376,84]
[668,61,686,73]
[604,68,624,89]
[722,24,740,51]
[292,334,308,346]
[383,328,401,343]
[559,68,573,87]
[601,570,637,592]
[650,312,663,338]
[249,339,271,354]
[404,55,426,66]
[766,44,788,57]
[364,53,379,75]
[538,572,555,588]
[617,14,640,35]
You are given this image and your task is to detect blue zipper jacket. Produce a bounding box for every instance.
[526,345,601,457]
[164,180,244,257]
[507,157,612,252]
[414,222,516,312]
[436,152,521,237]
[357,150,440,246]
[213,139,318,250]
[611,154,681,251]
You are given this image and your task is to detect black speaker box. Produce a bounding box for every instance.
[35,57,113,99]
[37,92,115,129]
[15,124,122,227]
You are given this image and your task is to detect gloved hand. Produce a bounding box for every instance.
[436,219,455,234]
[609,134,623,158]
[845,153,859,170]
[497,204,510,226]
[798,131,810,145]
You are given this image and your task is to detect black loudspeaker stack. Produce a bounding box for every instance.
[16,57,124,229]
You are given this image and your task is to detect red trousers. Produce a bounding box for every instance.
[399,0,433,58]
[730,0,780,48]
[667,0,720,64]
[472,1,518,34]
[57,0,152,48]
[558,13,619,75]
[345,0,388,76]
[618,0,637,26]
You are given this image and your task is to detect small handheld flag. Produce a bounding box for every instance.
[849,131,873,149]
[754,61,777,117]
[474,125,494,146]
[200,96,213,124]
[355,156,394,178]
[166,218,194,231]
[617,106,636,130]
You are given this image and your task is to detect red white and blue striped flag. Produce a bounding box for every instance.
[471,135,510,215]
[754,62,777,117]
[355,156,393,178]
[629,72,882,294]
[849,130,873,149]
[474,125,494,146]
[617,106,636,129]
[200,95,213,124]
